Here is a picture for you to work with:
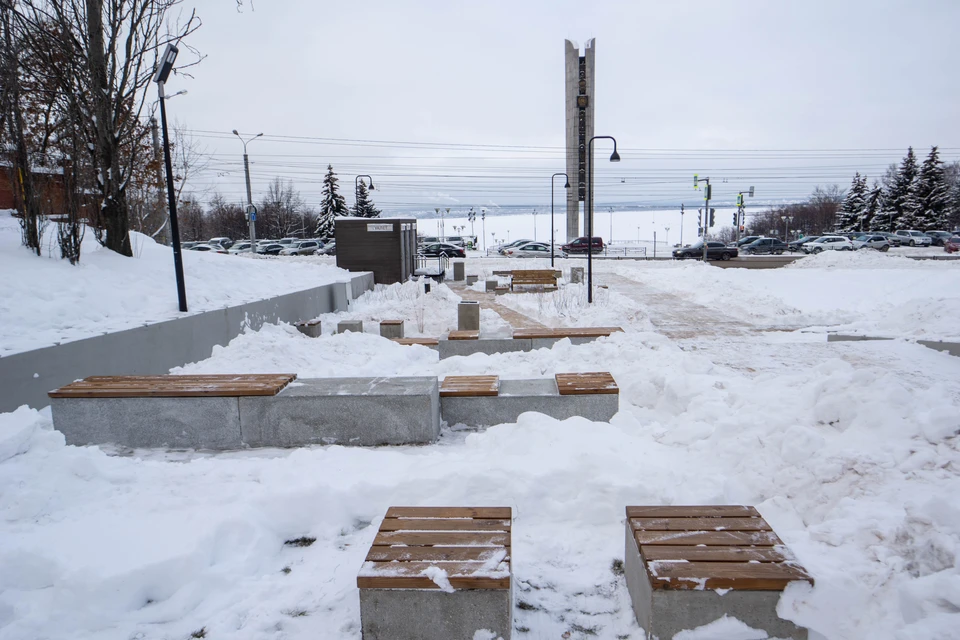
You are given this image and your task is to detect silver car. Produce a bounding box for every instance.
[852,234,891,252]
[894,230,933,247]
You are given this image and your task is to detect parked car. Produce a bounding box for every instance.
[852,234,891,252]
[419,242,466,258]
[208,237,233,249]
[742,238,787,255]
[418,236,440,246]
[875,232,903,247]
[189,243,217,252]
[227,242,253,254]
[256,243,285,256]
[316,241,336,256]
[561,236,605,255]
[502,241,555,258]
[446,236,467,248]
[729,235,762,248]
[787,236,817,252]
[280,240,321,256]
[944,236,960,254]
[894,230,933,247]
[924,230,953,246]
[496,238,534,254]
[181,241,198,249]
[672,240,737,260]
[801,235,854,253]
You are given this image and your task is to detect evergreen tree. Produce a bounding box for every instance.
[882,147,920,230]
[913,146,949,230]
[949,178,960,231]
[836,172,866,232]
[353,180,382,218]
[861,182,882,231]
[314,164,348,240]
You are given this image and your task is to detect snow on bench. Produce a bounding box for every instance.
[624,505,813,640]
[358,507,513,640]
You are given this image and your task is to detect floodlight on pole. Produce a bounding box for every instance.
[586,135,619,303]
[153,43,187,312]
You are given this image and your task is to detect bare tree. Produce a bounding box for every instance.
[15,0,201,257]
[259,177,306,239]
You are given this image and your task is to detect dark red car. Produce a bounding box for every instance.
[561,236,605,256]
[944,236,960,254]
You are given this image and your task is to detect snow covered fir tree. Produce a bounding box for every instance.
[353,180,382,218]
[913,146,949,231]
[314,165,348,241]
[881,147,920,230]
[835,172,867,232]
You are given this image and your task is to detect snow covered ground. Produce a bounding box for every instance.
[1,251,959,639]
[0,212,351,355]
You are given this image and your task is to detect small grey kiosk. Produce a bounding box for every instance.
[335,217,417,284]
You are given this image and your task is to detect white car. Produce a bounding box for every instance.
[502,241,556,258]
[279,240,321,256]
[801,235,854,253]
[227,242,253,254]
[894,230,933,247]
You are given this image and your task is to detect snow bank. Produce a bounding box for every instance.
[0,213,351,355]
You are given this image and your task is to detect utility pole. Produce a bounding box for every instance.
[680,203,685,247]
[233,130,263,252]
[694,175,711,261]
[481,209,486,252]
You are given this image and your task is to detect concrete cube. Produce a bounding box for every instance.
[570,267,584,283]
[465,275,479,285]
[441,379,618,427]
[485,279,498,292]
[239,377,441,447]
[458,301,481,331]
[360,587,512,640]
[453,261,465,281]
[50,396,242,450]
[338,320,364,334]
[379,320,405,339]
[623,522,807,640]
[296,320,322,338]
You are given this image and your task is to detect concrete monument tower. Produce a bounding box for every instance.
[564,38,595,240]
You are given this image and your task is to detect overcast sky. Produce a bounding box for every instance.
[171,0,960,213]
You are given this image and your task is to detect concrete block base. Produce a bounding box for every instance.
[296,320,322,338]
[453,261,465,281]
[379,322,405,339]
[439,338,531,359]
[360,587,512,640]
[239,377,440,447]
[339,320,364,334]
[441,379,618,427]
[624,523,806,640]
[485,279,498,292]
[458,301,481,331]
[570,267,584,283]
[465,275,479,285]
[50,396,242,450]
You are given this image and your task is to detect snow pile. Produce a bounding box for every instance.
[0,213,351,355]
[494,282,653,330]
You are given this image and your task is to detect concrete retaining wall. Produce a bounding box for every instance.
[0,272,374,413]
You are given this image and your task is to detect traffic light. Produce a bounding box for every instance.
[709,208,716,227]
[733,213,738,226]
[736,194,743,207]
[693,174,699,189]
[698,208,703,227]
[704,184,712,200]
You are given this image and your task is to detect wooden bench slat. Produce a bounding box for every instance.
[627,505,761,519]
[48,374,297,398]
[632,517,772,532]
[512,327,623,339]
[635,530,783,546]
[366,546,510,562]
[373,531,511,547]
[379,518,511,532]
[647,561,813,590]
[380,319,404,325]
[385,506,511,519]
[555,372,619,395]
[439,376,500,397]
[358,561,511,590]
[641,545,790,563]
[447,330,480,340]
[391,337,440,346]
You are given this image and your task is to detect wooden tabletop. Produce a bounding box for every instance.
[627,505,813,591]
[48,374,297,398]
[512,327,623,340]
[440,375,500,397]
[555,372,619,395]
[357,506,512,590]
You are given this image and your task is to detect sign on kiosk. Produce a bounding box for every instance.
[367,223,393,232]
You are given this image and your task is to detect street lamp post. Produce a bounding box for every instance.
[481,209,486,252]
[550,173,570,267]
[354,175,375,217]
[153,44,188,312]
[232,129,263,253]
[532,209,537,242]
[586,135,620,303]
[680,203,685,247]
[781,215,791,243]
[664,226,670,249]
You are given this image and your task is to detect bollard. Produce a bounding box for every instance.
[458,301,480,331]
[379,320,404,339]
[424,281,431,294]
[295,320,322,338]
[465,275,479,285]
[453,261,465,281]
[570,267,584,284]
[338,320,364,334]
[485,279,498,292]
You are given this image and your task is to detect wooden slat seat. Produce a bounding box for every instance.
[380,319,404,325]
[391,337,440,346]
[512,326,623,340]
[357,506,512,590]
[627,505,813,591]
[555,372,619,395]
[48,374,297,398]
[440,375,500,397]
[509,269,558,291]
[447,330,480,340]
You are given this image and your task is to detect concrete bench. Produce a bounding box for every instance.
[379,319,404,339]
[49,374,440,449]
[509,269,558,291]
[391,337,440,348]
[437,327,623,359]
[440,372,618,427]
[624,505,813,640]
[358,506,513,640]
[447,330,480,340]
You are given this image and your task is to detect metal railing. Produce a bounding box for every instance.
[416,255,449,280]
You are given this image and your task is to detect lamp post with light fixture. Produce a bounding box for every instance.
[586,135,620,303]
[232,129,263,253]
[551,172,570,267]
